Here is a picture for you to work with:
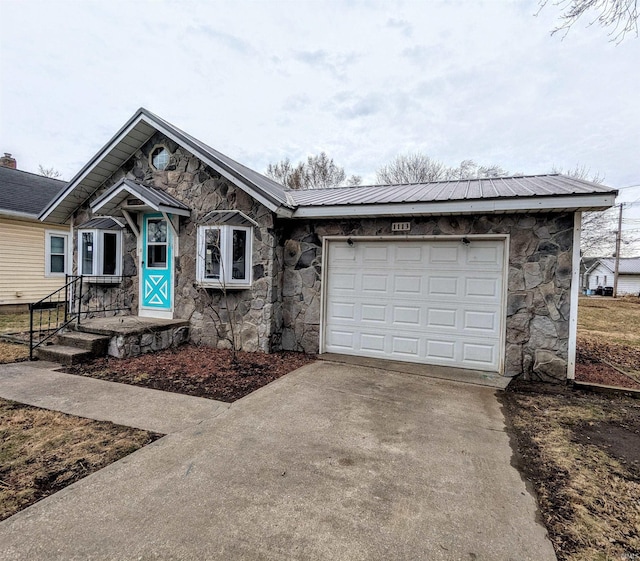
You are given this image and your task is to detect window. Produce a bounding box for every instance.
[78,229,122,277]
[197,225,252,287]
[603,275,608,285]
[150,146,170,171]
[45,231,69,276]
[146,218,168,268]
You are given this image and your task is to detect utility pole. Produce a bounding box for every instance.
[613,203,624,298]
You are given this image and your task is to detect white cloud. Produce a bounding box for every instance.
[0,0,638,189]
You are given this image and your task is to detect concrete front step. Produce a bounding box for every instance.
[57,331,110,355]
[35,345,93,366]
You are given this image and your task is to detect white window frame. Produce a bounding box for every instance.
[45,231,70,277]
[196,225,252,289]
[77,228,123,279]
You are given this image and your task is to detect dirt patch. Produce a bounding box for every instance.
[64,345,315,402]
[500,380,640,560]
[573,417,640,477]
[0,398,159,521]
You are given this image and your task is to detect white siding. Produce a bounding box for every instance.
[586,264,613,290]
[616,276,640,295]
[0,217,69,305]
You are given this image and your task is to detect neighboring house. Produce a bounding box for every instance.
[0,156,69,311]
[40,108,617,382]
[584,257,640,295]
[580,257,599,291]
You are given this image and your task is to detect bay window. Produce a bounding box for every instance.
[197,225,252,287]
[78,228,123,278]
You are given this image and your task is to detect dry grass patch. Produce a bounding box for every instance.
[0,398,159,521]
[578,296,640,349]
[0,312,30,334]
[501,383,640,561]
[0,341,28,364]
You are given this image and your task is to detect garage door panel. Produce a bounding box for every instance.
[428,277,459,296]
[394,275,423,294]
[395,245,423,262]
[462,342,496,365]
[361,274,388,292]
[361,303,387,322]
[325,239,505,372]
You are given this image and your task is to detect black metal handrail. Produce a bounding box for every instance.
[29,274,133,359]
[29,275,82,360]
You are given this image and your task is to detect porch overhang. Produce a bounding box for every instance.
[90,178,191,218]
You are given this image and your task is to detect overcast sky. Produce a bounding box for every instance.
[1,0,639,192]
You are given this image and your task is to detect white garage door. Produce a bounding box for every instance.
[323,239,506,372]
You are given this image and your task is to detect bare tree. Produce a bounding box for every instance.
[266,152,361,190]
[376,153,449,184]
[376,154,509,184]
[539,0,638,41]
[447,159,510,180]
[38,165,63,179]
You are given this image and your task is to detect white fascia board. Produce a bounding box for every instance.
[40,114,153,222]
[290,194,617,219]
[150,121,283,214]
[158,204,190,217]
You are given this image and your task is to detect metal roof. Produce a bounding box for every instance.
[77,217,125,230]
[201,210,259,227]
[288,175,614,207]
[0,166,67,218]
[40,108,292,224]
[596,257,640,275]
[91,179,191,218]
[36,107,617,224]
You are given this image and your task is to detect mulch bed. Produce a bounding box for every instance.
[576,338,640,390]
[64,345,315,402]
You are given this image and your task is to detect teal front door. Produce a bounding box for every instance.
[140,213,173,317]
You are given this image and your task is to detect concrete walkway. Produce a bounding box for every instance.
[0,361,229,434]
[0,360,556,560]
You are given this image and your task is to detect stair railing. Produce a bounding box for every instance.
[29,275,83,360]
[29,275,133,359]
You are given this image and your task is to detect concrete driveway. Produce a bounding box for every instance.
[0,361,556,560]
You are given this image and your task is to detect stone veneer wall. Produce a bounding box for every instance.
[278,213,575,382]
[74,132,282,352]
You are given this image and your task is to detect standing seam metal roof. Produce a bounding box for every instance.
[287,174,615,207]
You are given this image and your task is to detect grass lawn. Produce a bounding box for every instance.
[0,312,30,334]
[501,383,640,560]
[0,398,159,521]
[578,296,640,348]
[0,342,29,364]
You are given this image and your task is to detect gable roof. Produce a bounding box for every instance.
[0,165,67,218]
[288,175,617,218]
[91,179,191,218]
[40,108,293,224]
[38,108,617,224]
[588,257,640,275]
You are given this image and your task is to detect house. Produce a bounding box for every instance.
[584,257,640,295]
[0,156,69,311]
[40,108,617,382]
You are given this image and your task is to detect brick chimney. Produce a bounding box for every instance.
[0,153,17,169]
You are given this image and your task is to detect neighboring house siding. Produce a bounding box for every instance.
[586,264,612,290]
[616,276,640,295]
[0,217,69,306]
[279,213,575,382]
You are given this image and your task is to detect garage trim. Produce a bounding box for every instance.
[320,234,510,374]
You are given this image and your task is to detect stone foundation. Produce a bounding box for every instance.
[107,324,190,358]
